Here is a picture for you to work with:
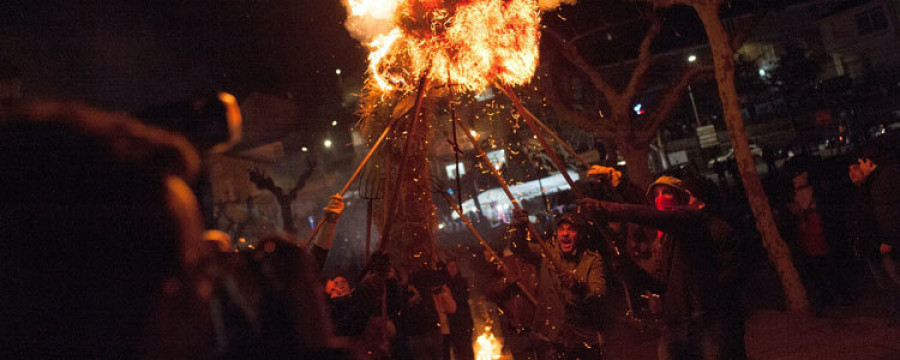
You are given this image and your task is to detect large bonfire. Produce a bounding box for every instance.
[344,0,559,95]
[339,0,571,355]
[341,0,573,289]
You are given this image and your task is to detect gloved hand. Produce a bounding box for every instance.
[576,198,606,222]
[587,165,622,187]
[323,193,344,218]
[512,208,530,229]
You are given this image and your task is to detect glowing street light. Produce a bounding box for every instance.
[687,54,697,63]
[335,68,342,75]
[324,139,333,148]
[331,120,338,126]
[301,146,309,152]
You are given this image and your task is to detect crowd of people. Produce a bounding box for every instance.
[2,100,899,360]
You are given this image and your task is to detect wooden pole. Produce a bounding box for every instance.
[365,199,373,259]
[454,117,568,273]
[303,113,403,247]
[437,191,538,305]
[379,72,431,252]
[499,84,583,197]
[499,84,622,275]
[496,84,588,168]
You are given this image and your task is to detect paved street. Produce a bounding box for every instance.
[601,293,900,360]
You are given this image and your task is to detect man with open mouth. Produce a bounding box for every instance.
[507,210,607,360]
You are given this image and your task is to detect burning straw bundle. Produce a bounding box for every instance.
[342,0,578,272]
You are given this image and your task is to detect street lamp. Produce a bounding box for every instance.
[324,139,333,148]
[687,56,701,127]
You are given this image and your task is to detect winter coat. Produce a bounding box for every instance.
[447,275,474,337]
[600,203,739,325]
[508,226,606,348]
[861,165,900,252]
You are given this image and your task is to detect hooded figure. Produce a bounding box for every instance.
[579,175,745,360]
[508,211,606,360]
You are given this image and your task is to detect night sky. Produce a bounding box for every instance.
[1,0,365,116]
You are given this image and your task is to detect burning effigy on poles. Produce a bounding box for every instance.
[329,0,584,358]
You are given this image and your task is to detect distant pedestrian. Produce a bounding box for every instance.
[713,159,728,186]
[787,171,845,315]
[445,259,475,360]
[847,147,900,325]
[763,147,778,175]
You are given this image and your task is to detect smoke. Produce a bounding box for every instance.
[538,0,577,11]
[341,0,400,44]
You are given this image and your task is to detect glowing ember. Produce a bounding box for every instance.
[474,326,503,360]
[344,0,543,94]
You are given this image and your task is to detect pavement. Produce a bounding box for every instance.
[601,300,900,360]
[744,309,900,360]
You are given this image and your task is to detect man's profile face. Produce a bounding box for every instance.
[331,276,350,298]
[857,158,877,178]
[557,222,578,254]
[848,164,865,185]
[446,260,459,277]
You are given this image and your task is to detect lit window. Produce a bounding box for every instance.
[446,163,466,179]
[487,149,506,168]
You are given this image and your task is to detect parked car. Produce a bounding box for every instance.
[707,144,763,168]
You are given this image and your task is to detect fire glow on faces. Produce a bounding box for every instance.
[344,0,542,94]
[556,222,577,254]
[652,186,685,211]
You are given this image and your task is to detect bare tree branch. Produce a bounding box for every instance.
[546,29,620,101]
[638,64,713,141]
[541,73,616,139]
[288,157,317,198]
[622,15,662,100]
[729,12,766,51]
[568,17,649,46]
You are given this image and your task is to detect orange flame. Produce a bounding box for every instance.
[474,326,503,360]
[346,0,541,94]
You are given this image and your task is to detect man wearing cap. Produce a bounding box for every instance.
[578,175,744,360]
[508,211,607,360]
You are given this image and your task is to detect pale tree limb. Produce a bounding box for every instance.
[638,64,712,142]
[546,29,620,101]
[622,15,663,100]
[541,71,617,139]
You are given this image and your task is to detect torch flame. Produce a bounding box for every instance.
[474,326,503,360]
[345,0,543,94]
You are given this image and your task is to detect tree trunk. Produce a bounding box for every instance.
[279,199,297,235]
[619,139,652,190]
[695,1,810,312]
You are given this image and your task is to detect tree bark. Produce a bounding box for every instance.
[619,139,652,189]
[694,0,810,312]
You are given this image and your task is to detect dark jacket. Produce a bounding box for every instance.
[600,203,739,324]
[508,225,606,347]
[447,275,474,336]
[861,165,900,251]
[484,254,538,332]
